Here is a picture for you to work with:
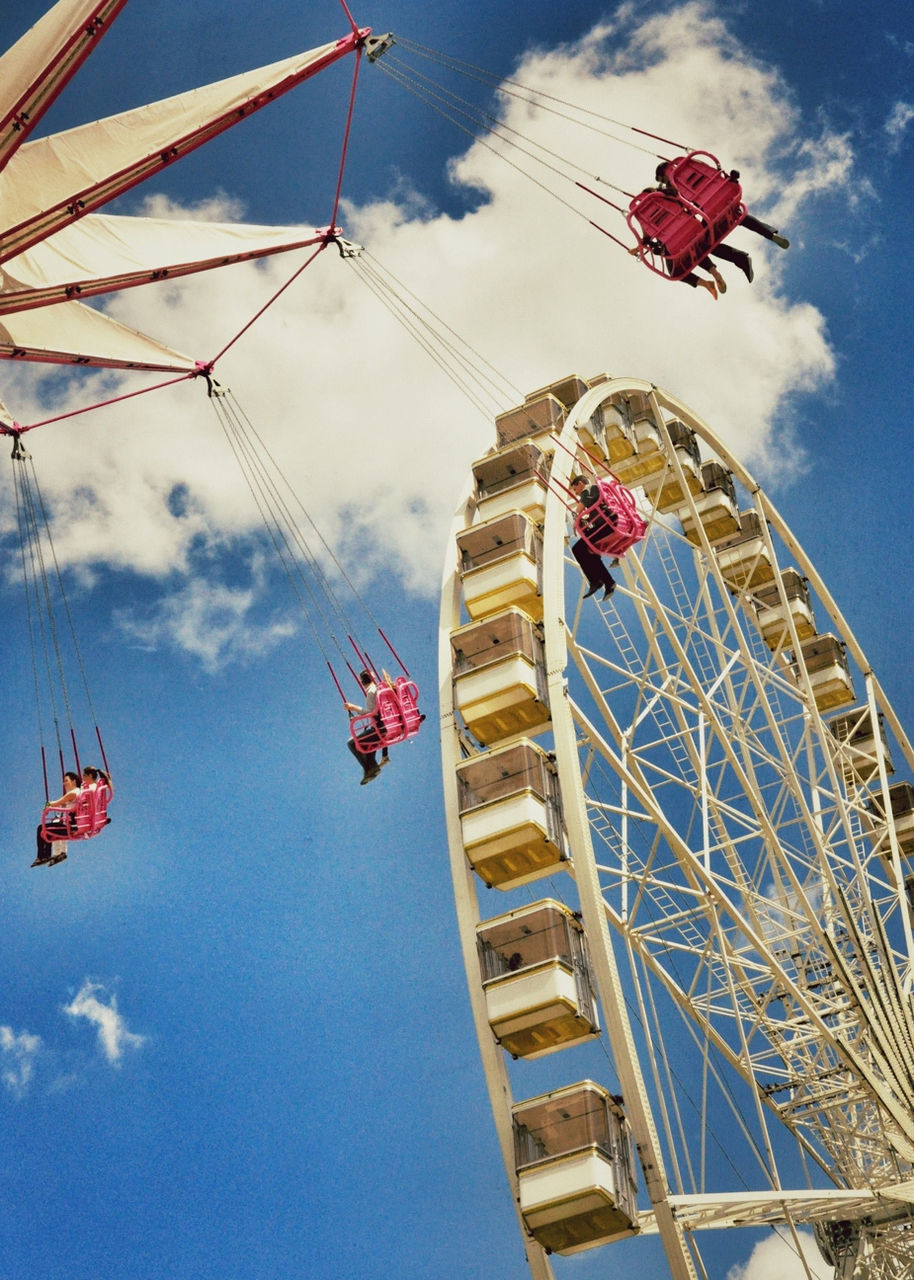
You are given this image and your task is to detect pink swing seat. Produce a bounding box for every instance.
[627,150,746,282]
[40,783,111,843]
[350,677,423,755]
[573,476,647,557]
[662,151,746,238]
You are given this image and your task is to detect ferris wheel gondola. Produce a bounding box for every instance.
[440,374,914,1280]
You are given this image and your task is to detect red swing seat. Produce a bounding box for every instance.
[627,151,746,282]
[394,677,423,736]
[627,191,713,281]
[662,151,746,241]
[40,784,110,844]
[350,678,423,755]
[573,477,647,557]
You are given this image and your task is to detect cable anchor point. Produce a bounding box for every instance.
[364,33,395,63]
[194,362,227,399]
[333,236,364,260]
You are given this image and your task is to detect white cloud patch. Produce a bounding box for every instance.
[727,1229,831,1280]
[0,1026,42,1098]
[1,0,857,667]
[114,554,298,672]
[62,980,146,1067]
[885,100,914,150]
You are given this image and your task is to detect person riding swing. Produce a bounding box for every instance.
[346,669,391,785]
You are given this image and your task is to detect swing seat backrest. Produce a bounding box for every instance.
[394,677,422,738]
[663,151,746,239]
[626,191,711,280]
[574,477,648,557]
[94,784,111,828]
[70,787,109,838]
[375,684,406,742]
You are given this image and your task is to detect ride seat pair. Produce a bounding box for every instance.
[573,476,647,558]
[40,783,111,843]
[350,677,423,754]
[627,150,746,282]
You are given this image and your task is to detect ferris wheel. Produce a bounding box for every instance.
[439,374,914,1280]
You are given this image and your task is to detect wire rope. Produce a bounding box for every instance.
[391,34,690,156]
[380,53,635,197]
[345,259,509,423]
[374,57,628,227]
[358,249,523,406]
[207,387,406,690]
[10,436,105,787]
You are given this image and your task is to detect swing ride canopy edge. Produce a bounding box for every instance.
[0,0,369,387]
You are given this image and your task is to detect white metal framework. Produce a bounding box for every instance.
[440,375,914,1280]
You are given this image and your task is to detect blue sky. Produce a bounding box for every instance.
[1,2,912,1279]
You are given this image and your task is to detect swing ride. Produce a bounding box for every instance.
[0,0,421,845]
[2,4,910,1280]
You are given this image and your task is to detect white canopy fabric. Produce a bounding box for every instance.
[0,37,349,263]
[0,0,127,172]
[0,214,336,313]
[0,3,365,375]
[0,299,197,371]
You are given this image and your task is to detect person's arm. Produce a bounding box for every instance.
[47,785,78,808]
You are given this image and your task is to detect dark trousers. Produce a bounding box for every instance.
[347,731,389,774]
[347,735,377,774]
[704,243,752,274]
[741,213,778,241]
[572,539,615,591]
[682,246,752,288]
[36,822,68,862]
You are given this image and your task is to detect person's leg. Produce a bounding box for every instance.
[347,736,377,777]
[697,255,727,294]
[712,241,753,283]
[740,214,789,248]
[572,540,615,596]
[681,270,717,298]
[33,824,51,866]
[33,822,64,866]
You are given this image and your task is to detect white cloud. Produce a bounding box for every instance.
[727,1228,831,1280]
[0,1026,42,1098]
[62,980,146,1066]
[113,553,298,673]
[885,100,914,150]
[2,1,856,666]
